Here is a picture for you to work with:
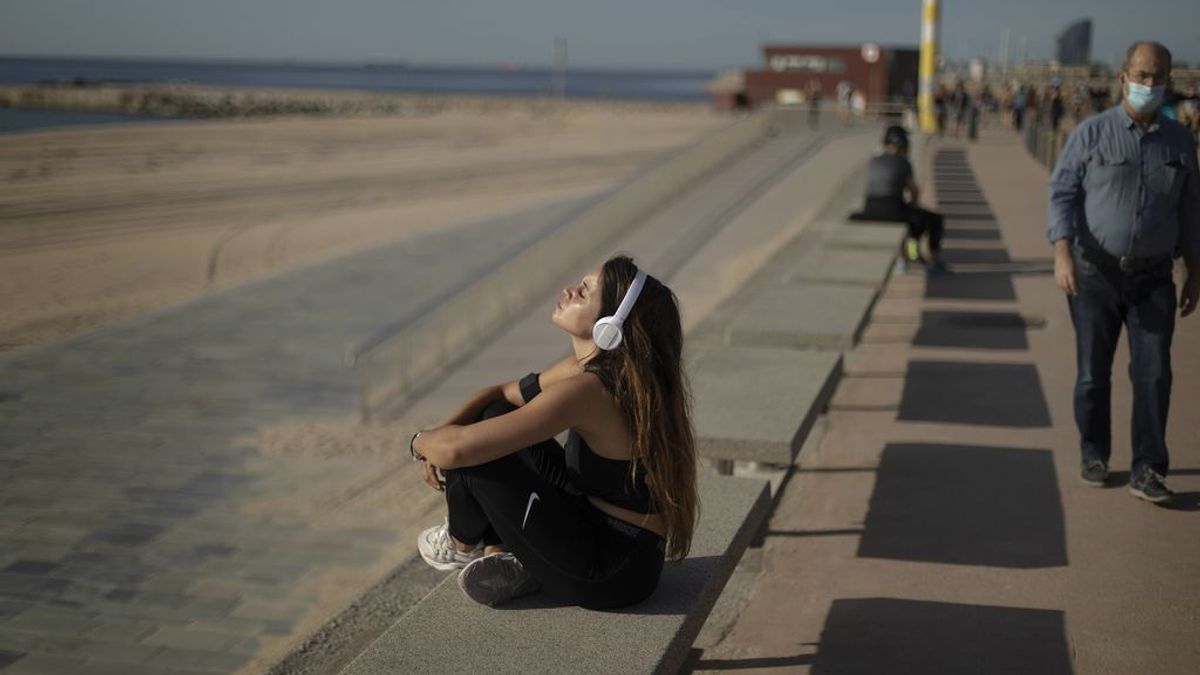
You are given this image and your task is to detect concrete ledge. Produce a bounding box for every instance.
[826,221,906,250]
[691,346,842,465]
[337,473,771,675]
[354,108,790,420]
[724,283,880,350]
[784,247,896,287]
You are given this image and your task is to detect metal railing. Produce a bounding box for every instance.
[1021,111,1068,169]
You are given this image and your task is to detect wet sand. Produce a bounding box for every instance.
[0,99,724,352]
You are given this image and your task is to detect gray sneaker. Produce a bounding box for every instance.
[457,552,541,606]
[1080,458,1109,487]
[1129,469,1173,504]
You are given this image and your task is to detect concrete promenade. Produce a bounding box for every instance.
[0,119,878,674]
[0,196,596,674]
[695,133,1200,674]
[2,122,1196,675]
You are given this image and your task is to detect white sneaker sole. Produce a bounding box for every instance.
[1129,487,1172,503]
[419,555,473,571]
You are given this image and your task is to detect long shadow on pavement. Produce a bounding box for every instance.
[939,247,1013,265]
[810,598,1073,675]
[857,443,1066,568]
[925,272,1017,301]
[943,228,1003,240]
[912,311,1030,351]
[898,361,1052,428]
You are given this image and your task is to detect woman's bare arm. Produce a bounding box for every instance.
[417,374,601,469]
[437,383,519,427]
[435,355,583,427]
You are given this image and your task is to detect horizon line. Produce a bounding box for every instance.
[0,52,741,74]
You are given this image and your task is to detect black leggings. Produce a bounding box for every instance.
[442,400,665,609]
[856,197,945,253]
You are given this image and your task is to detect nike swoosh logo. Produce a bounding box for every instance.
[522,492,540,529]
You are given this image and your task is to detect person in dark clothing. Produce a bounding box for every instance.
[808,78,823,129]
[852,125,949,274]
[1013,85,1028,131]
[950,82,971,137]
[410,255,698,608]
[934,87,948,137]
[1049,86,1065,132]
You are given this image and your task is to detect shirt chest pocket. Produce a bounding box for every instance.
[1090,150,1135,187]
[1153,153,1189,200]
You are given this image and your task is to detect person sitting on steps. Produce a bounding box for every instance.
[409,254,699,608]
[851,125,950,276]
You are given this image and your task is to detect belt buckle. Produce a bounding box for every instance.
[1118,256,1133,271]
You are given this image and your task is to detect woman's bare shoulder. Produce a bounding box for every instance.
[538,355,585,389]
[549,371,623,435]
[544,368,608,401]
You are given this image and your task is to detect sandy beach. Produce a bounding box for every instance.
[0,95,724,352]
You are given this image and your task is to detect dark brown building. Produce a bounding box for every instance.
[715,43,919,110]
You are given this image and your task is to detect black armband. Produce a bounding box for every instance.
[518,372,542,404]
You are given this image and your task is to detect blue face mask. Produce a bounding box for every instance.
[1125,82,1166,113]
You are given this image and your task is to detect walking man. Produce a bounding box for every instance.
[1048,41,1200,503]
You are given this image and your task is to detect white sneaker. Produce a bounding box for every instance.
[457,552,541,606]
[417,520,483,571]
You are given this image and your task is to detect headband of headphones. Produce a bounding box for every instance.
[592,267,647,351]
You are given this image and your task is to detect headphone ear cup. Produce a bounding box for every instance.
[592,316,623,350]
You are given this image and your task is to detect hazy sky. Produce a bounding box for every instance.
[3,0,1198,70]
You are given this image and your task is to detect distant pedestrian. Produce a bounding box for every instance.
[808,78,823,129]
[950,82,970,137]
[1012,85,1028,131]
[1000,84,1014,129]
[1047,41,1200,503]
[836,80,853,124]
[1049,86,1065,132]
[933,86,948,137]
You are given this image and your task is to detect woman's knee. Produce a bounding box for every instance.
[477,399,517,423]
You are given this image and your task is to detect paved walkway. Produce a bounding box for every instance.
[0,196,594,675]
[0,122,882,674]
[696,132,1200,674]
[7,124,1194,675]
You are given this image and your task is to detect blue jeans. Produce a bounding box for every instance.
[1068,247,1176,475]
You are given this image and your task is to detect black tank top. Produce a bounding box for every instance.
[520,372,654,514]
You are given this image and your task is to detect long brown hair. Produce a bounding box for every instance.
[585,255,698,560]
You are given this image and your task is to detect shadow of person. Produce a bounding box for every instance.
[1107,470,1132,487]
[1156,492,1200,511]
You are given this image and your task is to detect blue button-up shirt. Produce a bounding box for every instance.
[1047,104,1200,259]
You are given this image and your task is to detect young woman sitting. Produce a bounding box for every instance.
[409,255,698,609]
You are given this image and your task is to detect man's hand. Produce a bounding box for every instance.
[1181,270,1199,318]
[420,459,445,492]
[1053,239,1077,296]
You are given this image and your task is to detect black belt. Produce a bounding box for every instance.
[1078,247,1171,273]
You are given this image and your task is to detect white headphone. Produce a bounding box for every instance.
[592,267,647,351]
